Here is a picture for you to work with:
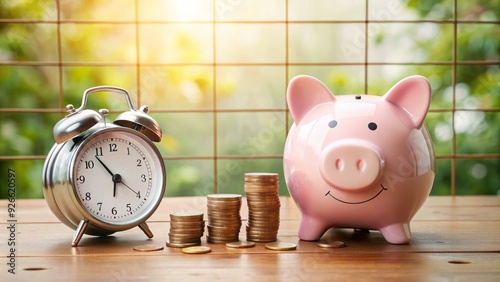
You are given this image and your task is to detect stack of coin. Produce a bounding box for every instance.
[167,211,205,248]
[206,194,242,243]
[244,172,280,243]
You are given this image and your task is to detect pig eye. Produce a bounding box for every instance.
[328,120,338,128]
[368,122,378,131]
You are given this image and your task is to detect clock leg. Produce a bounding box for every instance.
[138,222,154,239]
[72,218,89,247]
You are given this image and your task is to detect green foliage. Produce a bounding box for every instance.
[0,1,498,198]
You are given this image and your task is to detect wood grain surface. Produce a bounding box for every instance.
[1,196,499,281]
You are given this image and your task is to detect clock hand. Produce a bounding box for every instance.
[112,174,122,197]
[95,156,119,197]
[95,155,114,177]
[119,179,140,197]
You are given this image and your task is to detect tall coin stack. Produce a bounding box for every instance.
[244,173,280,243]
[206,194,242,243]
[167,211,205,248]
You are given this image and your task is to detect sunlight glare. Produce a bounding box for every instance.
[171,0,206,22]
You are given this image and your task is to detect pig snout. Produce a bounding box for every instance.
[320,140,384,191]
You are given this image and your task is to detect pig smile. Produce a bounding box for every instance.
[325,184,388,205]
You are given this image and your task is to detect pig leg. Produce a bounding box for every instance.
[298,216,329,241]
[379,222,412,244]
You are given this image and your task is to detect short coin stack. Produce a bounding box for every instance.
[167,211,205,248]
[206,194,242,243]
[244,173,280,243]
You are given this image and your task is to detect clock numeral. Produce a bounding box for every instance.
[126,203,132,212]
[136,159,142,167]
[85,192,91,201]
[111,207,117,215]
[141,174,146,182]
[136,191,141,199]
[78,175,86,184]
[97,202,102,211]
[95,147,103,156]
[127,147,131,155]
[85,160,94,169]
[109,143,118,152]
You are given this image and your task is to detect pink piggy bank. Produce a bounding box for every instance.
[284,75,435,244]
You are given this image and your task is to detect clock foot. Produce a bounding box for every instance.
[72,218,89,247]
[138,222,153,238]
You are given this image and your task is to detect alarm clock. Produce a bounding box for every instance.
[42,86,166,247]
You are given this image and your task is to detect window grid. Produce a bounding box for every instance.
[0,0,499,196]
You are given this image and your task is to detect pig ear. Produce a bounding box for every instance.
[383,75,431,129]
[287,75,336,123]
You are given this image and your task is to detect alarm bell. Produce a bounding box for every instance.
[52,86,162,143]
[53,105,101,144]
[114,105,162,142]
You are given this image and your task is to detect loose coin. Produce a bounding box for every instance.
[182,246,212,254]
[226,241,256,249]
[264,242,297,251]
[133,244,164,252]
[317,240,346,248]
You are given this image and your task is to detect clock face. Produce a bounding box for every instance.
[72,127,165,226]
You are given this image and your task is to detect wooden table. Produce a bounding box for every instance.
[1,196,499,281]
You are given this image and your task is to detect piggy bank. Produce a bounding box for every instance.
[283,75,435,244]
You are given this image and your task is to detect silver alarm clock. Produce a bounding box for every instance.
[42,86,166,247]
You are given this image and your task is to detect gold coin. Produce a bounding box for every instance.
[244,188,279,193]
[170,226,205,232]
[170,211,204,222]
[166,240,200,248]
[207,203,241,208]
[207,229,240,235]
[169,232,204,238]
[226,241,256,249]
[207,211,241,217]
[247,231,278,238]
[181,246,212,254]
[170,224,205,232]
[244,182,278,186]
[169,231,204,237]
[264,242,297,251]
[317,240,346,248]
[133,244,164,252]
[245,195,279,200]
[245,172,278,175]
[208,193,242,198]
[244,175,278,179]
[171,221,205,225]
[168,235,203,242]
[207,236,240,243]
[247,237,276,243]
[248,210,280,216]
[247,219,280,225]
[246,224,278,229]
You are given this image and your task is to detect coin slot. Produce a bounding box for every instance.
[23,267,49,271]
[448,260,472,264]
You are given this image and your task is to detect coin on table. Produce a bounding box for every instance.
[317,240,346,248]
[225,241,256,249]
[182,246,212,254]
[264,242,297,251]
[133,244,164,252]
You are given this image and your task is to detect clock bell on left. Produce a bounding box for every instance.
[42,86,166,247]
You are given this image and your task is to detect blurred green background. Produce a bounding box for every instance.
[1,0,498,199]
